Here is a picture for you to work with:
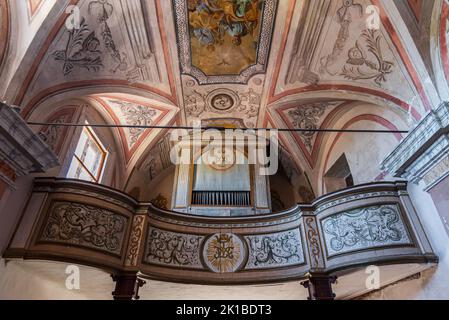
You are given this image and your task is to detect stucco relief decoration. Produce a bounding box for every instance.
[185,90,208,117]
[145,227,204,269]
[322,204,412,256]
[211,94,235,111]
[41,202,127,255]
[174,0,278,84]
[245,229,304,270]
[238,88,260,118]
[207,89,239,113]
[203,233,245,273]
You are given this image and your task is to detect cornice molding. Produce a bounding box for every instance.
[0,102,59,180]
[381,102,449,187]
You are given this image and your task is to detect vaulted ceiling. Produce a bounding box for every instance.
[1,0,446,193]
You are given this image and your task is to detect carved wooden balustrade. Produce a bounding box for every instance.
[4,178,437,285]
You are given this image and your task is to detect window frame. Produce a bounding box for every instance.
[68,125,108,183]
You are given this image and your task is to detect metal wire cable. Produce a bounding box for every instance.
[26,122,409,134]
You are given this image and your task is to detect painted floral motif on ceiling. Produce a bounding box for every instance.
[318,1,395,88]
[52,0,127,76]
[279,101,343,156]
[104,98,162,149]
[282,0,422,111]
[175,0,277,84]
[22,0,167,108]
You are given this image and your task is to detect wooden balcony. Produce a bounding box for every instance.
[4,178,437,288]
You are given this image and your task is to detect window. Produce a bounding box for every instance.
[67,126,108,183]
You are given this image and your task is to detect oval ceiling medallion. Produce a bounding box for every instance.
[207,89,240,113]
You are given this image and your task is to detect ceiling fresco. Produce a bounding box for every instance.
[188,0,262,75]
[273,0,429,116]
[174,0,277,84]
[3,0,440,187]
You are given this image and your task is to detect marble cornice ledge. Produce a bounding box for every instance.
[381,102,449,189]
[0,102,59,180]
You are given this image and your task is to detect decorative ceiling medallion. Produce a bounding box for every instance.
[174,0,278,84]
[207,89,239,113]
[211,94,234,111]
[202,233,246,273]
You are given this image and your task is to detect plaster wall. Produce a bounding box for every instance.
[362,182,449,299]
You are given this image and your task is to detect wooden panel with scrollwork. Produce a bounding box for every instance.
[39,201,128,256]
[5,179,437,284]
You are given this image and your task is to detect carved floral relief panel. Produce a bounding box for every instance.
[40,201,128,255]
[321,204,412,257]
[144,227,204,269]
[245,229,305,270]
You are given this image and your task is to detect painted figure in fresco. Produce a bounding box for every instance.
[188,0,262,50]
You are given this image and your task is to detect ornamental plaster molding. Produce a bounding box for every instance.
[381,102,449,187]
[0,102,59,180]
